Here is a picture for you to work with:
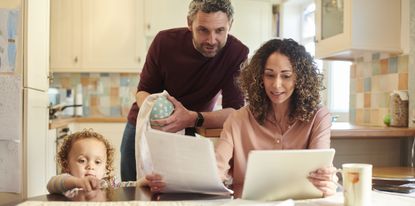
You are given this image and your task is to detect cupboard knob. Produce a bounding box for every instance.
[74,56,78,63]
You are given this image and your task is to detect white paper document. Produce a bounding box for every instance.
[145,129,233,195]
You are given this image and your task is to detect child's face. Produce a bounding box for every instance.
[66,138,107,179]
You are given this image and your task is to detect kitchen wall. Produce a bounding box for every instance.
[50,73,139,117]
[349,54,409,126]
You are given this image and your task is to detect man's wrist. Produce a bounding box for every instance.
[194,112,204,127]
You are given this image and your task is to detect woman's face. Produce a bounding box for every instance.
[262,52,296,105]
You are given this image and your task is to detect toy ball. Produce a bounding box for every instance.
[150,96,174,124]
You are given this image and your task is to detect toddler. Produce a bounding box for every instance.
[47,129,116,194]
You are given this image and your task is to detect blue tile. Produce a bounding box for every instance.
[120,77,129,87]
[83,107,90,116]
[388,56,398,73]
[110,107,121,117]
[364,78,371,92]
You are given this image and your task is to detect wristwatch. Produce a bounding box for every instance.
[194,112,204,127]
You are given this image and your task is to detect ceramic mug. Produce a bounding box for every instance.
[341,163,372,206]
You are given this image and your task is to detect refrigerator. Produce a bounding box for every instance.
[0,0,50,202]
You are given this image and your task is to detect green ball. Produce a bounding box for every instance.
[150,96,174,125]
[383,114,391,126]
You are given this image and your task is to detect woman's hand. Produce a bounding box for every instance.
[145,173,166,193]
[308,166,338,197]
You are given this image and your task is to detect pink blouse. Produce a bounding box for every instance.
[215,106,332,187]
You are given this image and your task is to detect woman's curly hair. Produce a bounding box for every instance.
[57,129,115,178]
[239,38,324,124]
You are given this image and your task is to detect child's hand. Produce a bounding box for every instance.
[74,176,101,192]
[145,173,166,193]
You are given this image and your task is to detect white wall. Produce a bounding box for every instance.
[279,0,313,42]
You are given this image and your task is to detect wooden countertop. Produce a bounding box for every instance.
[49,117,127,129]
[196,122,415,138]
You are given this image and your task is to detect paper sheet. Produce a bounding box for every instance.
[145,129,233,195]
[0,9,19,72]
[0,75,21,140]
[0,140,21,193]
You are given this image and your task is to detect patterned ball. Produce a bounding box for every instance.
[150,96,174,125]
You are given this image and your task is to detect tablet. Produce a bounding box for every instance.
[241,149,335,201]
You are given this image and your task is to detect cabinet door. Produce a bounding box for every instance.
[315,0,350,60]
[315,0,401,60]
[25,0,50,91]
[143,0,188,37]
[231,0,272,56]
[24,89,49,197]
[82,0,144,72]
[49,0,82,71]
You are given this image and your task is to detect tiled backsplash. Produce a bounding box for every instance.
[350,54,408,126]
[50,73,139,117]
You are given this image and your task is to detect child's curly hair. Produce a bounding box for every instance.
[239,38,324,124]
[57,129,115,178]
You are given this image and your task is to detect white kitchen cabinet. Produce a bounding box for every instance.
[143,0,188,37]
[231,0,272,56]
[315,0,401,60]
[50,0,145,73]
[143,0,272,57]
[24,0,49,91]
[49,0,82,71]
[24,89,49,197]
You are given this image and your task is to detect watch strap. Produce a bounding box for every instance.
[195,112,204,127]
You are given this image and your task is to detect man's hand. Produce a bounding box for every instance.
[151,96,197,133]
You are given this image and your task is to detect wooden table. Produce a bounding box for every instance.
[17,187,415,205]
[196,123,415,138]
[373,167,415,180]
[23,187,231,203]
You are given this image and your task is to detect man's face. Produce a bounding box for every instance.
[188,11,232,58]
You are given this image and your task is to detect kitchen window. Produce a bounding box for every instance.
[301,2,350,122]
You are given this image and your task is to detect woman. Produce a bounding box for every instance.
[147,39,338,197]
[215,38,337,197]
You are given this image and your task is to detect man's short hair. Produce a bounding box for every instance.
[188,0,234,23]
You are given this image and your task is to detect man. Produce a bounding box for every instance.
[120,0,249,181]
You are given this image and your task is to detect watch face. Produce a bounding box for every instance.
[196,112,204,127]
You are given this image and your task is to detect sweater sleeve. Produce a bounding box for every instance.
[308,107,332,149]
[215,114,236,182]
[47,173,71,194]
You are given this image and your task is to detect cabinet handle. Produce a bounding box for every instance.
[74,56,78,63]
[147,24,151,30]
[47,72,54,83]
[137,57,141,63]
